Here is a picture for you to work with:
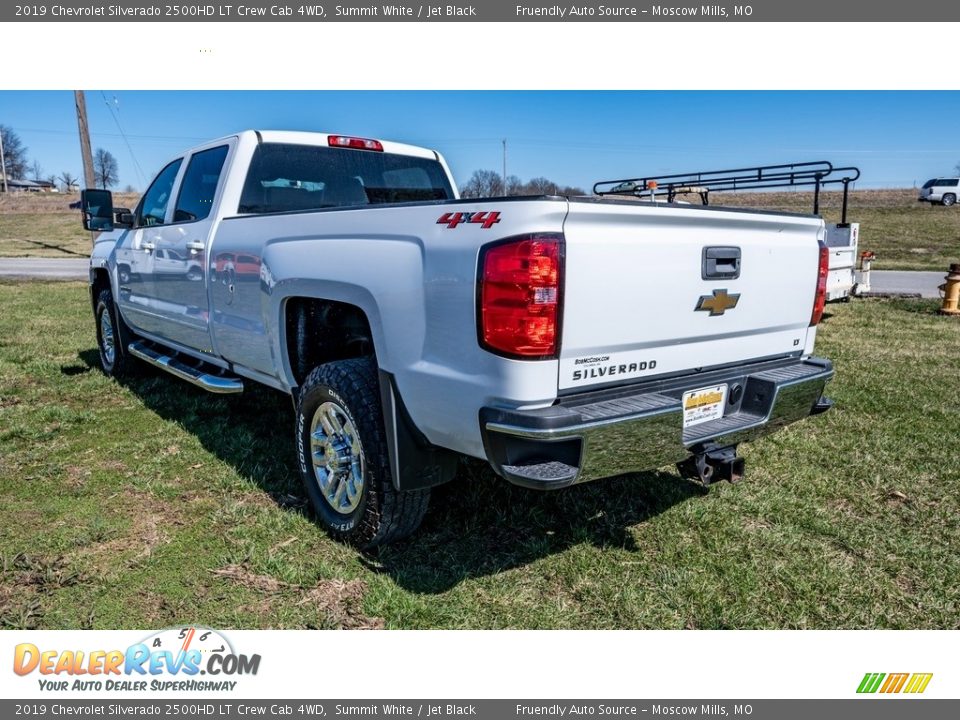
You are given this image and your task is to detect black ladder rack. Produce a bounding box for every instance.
[593,161,861,223]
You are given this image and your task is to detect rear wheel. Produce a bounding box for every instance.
[942,193,956,207]
[295,358,429,549]
[95,287,136,377]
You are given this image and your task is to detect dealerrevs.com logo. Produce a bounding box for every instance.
[857,672,933,694]
[13,627,261,693]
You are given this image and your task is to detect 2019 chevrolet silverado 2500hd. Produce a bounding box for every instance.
[83,131,835,548]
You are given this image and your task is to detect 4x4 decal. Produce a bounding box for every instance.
[437,211,501,229]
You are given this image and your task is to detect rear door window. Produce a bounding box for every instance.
[238,143,455,214]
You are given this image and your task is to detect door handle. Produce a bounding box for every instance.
[702,246,741,280]
[186,240,205,254]
[142,241,155,252]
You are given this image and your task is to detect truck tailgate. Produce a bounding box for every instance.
[558,199,823,392]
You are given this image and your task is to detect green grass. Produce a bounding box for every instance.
[713,189,960,271]
[1,281,959,629]
[1,189,957,269]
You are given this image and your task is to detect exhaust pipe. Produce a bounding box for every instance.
[677,445,744,485]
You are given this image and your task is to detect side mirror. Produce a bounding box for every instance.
[81,189,115,232]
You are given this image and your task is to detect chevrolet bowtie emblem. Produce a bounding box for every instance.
[695,289,740,316]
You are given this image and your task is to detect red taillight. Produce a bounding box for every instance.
[327,135,384,151]
[479,234,562,359]
[810,240,829,326]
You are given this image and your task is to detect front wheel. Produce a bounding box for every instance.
[295,358,429,549]
[942,193,956,207]
[95,287,137,377]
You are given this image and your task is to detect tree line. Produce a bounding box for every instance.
[459,169,586,198]
[0,125,122,192]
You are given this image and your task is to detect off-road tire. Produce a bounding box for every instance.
[95,287,137,378]
[942,193,957,207]
[295,358,430,549]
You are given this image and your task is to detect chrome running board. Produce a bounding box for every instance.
[128,341,243,394]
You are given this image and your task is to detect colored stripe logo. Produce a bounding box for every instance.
[857,672,933,694]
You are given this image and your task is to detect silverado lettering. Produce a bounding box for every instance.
[572,361,657,382]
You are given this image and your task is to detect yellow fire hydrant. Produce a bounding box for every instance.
[940,263,960,316]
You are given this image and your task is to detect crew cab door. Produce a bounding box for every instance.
[115,157,183,338]
[139,143,231,353]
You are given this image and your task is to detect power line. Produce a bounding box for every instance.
[10,125,208,143]
[99,92,148,187]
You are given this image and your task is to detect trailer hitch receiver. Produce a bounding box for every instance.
[677,445,744,485]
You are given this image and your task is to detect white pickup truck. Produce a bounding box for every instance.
[83,131,834,548]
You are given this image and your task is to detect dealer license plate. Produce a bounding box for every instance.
[682,384,728,429]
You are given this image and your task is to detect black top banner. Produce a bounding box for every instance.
[6,0,960,22]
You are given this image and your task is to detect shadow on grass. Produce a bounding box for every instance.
[69,348,705,593]
[373,462,705,593]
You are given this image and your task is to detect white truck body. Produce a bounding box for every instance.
[85,130,834,546]
[823,222,858,302]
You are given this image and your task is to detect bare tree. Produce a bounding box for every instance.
[461,168,586,198]
[30,159,44,182]
[93,148,119,189]
[955,161,960,175]
[59,171,79,193]
[523,177,559,196]
[460,169,504,198]
[46,174,57,187]
[0,125,28,180]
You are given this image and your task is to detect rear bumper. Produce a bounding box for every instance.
[480,356,834,490]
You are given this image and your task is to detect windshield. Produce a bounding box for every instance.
[238,142,455,214]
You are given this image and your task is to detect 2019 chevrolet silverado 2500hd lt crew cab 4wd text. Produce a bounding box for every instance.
[83,131,835,548]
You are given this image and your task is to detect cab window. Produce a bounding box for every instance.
[174,145,229,223]
[136,159,183,227]
[237,143,454,214]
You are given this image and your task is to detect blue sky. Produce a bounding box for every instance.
[2,91,960,191]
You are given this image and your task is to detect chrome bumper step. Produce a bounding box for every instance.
[128,341,244,394]
[482,357,834,489]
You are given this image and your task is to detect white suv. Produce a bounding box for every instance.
[918,177,959,206]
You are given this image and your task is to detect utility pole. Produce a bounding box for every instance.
[74,90,96,192]
[0,127,7,193]
[502,138,507,195]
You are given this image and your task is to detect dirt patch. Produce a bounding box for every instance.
[212,563,383,629]
[298,579,381,629]
[66,465,90,488]
[212,564,292,593]
[0,553,85,628]
[70,488,184,573]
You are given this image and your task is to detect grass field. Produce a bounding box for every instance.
[712,189,960,271]
[0,281,958,629]
[0,189,957,270]
[0,193,137,259]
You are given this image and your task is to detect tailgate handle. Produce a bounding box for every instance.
[702,246,741,280]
